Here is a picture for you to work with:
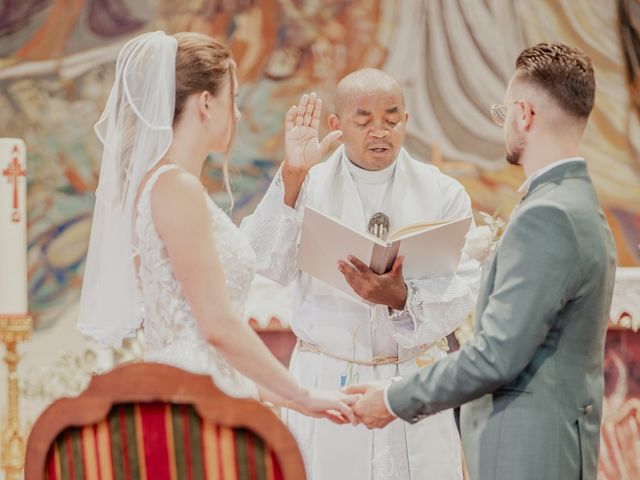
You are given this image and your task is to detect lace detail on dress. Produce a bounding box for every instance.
[134,164,258,398]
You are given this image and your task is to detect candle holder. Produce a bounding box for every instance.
[0,314,32,480]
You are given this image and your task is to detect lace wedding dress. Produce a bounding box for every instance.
[133,164,258,398]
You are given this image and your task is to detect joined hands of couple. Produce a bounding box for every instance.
[289,380,396,429]
[280,93,408,429]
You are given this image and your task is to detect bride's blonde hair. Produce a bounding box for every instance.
[173,32,237,209]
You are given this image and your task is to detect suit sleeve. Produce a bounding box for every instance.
[387,202,580,422]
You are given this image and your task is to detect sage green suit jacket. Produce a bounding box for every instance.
[387,161,617,480]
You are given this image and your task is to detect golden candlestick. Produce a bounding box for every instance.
[0,314,32,480]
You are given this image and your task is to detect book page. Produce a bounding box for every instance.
[398,216,472,279]
[388,219,451,242]
[299,207,472,296]
[299,206,382,297]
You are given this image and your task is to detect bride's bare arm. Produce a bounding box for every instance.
[150,169,356,423]
[256,386,356,425]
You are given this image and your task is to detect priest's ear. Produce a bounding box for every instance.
[328,114,341,132]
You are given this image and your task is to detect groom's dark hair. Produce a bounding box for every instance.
[516,42,595,119]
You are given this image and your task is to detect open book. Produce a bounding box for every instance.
[299,205,472,298]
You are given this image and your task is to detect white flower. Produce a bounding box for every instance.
[21,348,101,402]
[464,225,494,262]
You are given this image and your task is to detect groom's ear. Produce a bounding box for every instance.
[328,114,340,131]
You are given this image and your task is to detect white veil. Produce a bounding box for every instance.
[78,31,177,347]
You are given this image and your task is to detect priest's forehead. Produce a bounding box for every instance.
[335,69,406,116]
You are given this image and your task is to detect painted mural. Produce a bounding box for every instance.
[0,0,638,325]
[1,2,640,478]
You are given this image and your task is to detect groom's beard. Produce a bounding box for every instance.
[505,136,525,166]
[506,150,522,166]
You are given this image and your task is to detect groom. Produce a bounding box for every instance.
[348,42,617,480]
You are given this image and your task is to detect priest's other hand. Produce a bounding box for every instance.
[338,255,408,309]
[284,92,343,174]
[345,381,395,429]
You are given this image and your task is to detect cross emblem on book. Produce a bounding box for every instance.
[2,145,26,223]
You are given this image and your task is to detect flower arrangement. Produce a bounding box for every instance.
[464,210,506,264]
[21,329,144,404]
[21,349,101,403]
[455,210,506,346]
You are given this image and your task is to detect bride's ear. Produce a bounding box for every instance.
[198,91,212,121]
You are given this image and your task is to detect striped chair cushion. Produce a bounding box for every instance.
[45,402,283,480]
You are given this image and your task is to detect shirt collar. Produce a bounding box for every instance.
[518,157,585,195]
[342,152,396,185]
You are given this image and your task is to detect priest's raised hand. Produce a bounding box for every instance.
[281,93,343,207]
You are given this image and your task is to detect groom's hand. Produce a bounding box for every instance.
[338,256,408,309]
[345,380,395,429]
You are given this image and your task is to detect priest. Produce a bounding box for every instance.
[241,69,479,480]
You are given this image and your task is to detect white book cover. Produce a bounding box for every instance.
[299,205,472,298]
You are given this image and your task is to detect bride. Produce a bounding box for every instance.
[77,30,356,423]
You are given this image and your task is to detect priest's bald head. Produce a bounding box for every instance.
[328,68,408,171]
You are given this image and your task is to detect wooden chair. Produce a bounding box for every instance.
[25,362,306,479]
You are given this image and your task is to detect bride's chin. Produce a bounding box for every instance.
[208,137,228,153]
[207,144,224,154]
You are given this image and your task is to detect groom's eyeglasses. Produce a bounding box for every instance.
[490,101,520,127]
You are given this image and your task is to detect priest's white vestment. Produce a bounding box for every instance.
[241,146,479,480]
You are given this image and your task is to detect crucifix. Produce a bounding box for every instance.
[2,145,26,223]
[0,138,31,480]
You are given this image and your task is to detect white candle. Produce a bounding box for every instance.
[0,138,28,314]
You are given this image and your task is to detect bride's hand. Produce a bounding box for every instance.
[292,389,360,425]
[284,93,343,174]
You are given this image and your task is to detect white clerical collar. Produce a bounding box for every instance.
[342,153,396,185]
[518,157,585,194]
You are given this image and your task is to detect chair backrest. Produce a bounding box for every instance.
[25,362,306,479]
